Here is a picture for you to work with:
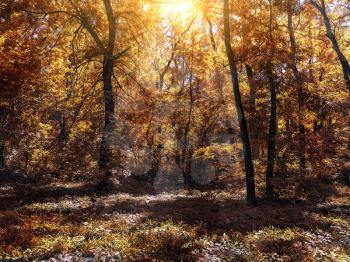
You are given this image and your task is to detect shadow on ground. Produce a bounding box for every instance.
[0,173,348,232]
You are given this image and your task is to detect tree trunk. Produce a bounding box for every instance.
[207,18,224,100]
[288,0,306,171]
[24,150,29,175]
[148,143,162,180]
[0,144,5,169]
[183,73,196,188]
[56,113,68,176]
[310,0,350,92]
[265,62,277,197]
[245,64,259,159]
[79,0,118,189]
[207,18,217,51]
[98,56,117,180]
[224,0,257,206]
[264,0,278,197]
[298,97,306,170]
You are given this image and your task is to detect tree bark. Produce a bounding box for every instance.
[207,18,224,100]
[98,55,117,178]
[265,62,277,197]
[265,0,278,197]
[54,113,68,176]
[310,0,350,92]
[85,0,118,183]
[224,0,257,206]
[245,64,259,159]
[208,18,217,51]
[0,144,5,169]
[183,73,195,188]
[288,0,306,171]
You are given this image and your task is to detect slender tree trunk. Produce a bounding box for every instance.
[245,65,256,117]
[145,111,162,181]
[207,18,224,100]
[265,0,278,197]
[98,55,116,179]
[56,113,68,176]
[207,18,217,52]
[24,150,29,175]
[0,144,5,169]
[149,144,162,179]
[183,73,195,188]
[310,0,350,92]
[224,0,257,206]
[288,0,306,171]
[245,64,259,159]
[265,62,277,197]
[297,94,306,170]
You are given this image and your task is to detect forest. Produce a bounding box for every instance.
[0,0,349,261]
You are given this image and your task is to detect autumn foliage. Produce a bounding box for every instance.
[0,0,349,260]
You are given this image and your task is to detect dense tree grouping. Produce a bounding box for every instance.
[0,0,349,205]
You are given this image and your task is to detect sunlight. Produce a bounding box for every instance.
[142,0,198,25]
[165,1,193,16]
[160,0,196,22]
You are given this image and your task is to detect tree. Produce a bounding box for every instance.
[27,0,142,184]
[224,0,257,206]
[265,0,278,197]
[288,0,307,171]
[310,0,350,92]
[77,0,131,183]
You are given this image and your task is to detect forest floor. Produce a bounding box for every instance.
[0,174,349,261]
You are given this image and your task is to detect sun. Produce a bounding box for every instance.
[144,0,197,23]
[166,1,193,16]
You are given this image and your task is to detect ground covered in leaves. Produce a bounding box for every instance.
[0,175,349,261]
